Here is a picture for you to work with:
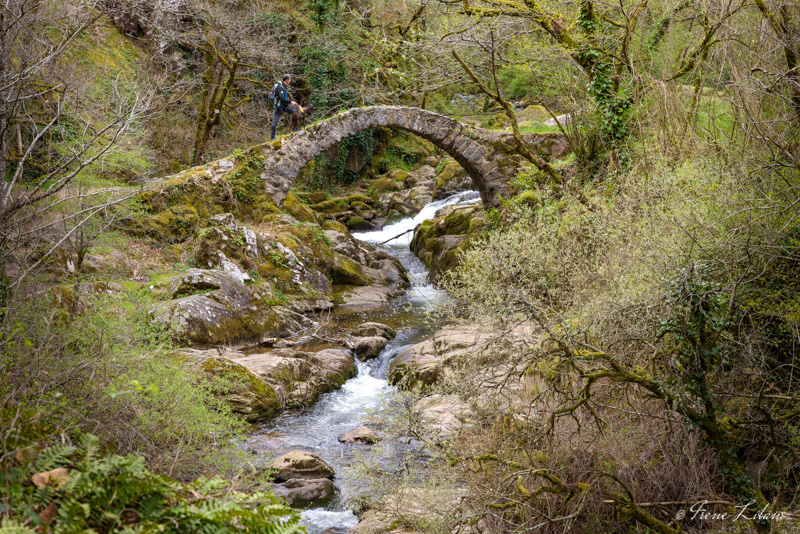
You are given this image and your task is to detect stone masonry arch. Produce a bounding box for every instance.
[259,106,568,208]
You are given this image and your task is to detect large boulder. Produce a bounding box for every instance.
[353,336,389,361]
[271,478,336,508]
[157,269,309,347]
[350,487,465,534]
[180,345,357,420]
[389,324,495,388]
[180,347,281,421]
[350,322,397,339]
[410,204,486,286]
[271,451,335,482]
[234,347,357,408]
[414,394,474,436]
[350,322,396,360]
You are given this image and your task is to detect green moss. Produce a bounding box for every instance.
[323,220,348,232]
[127,205,199,243]
[283,193,323,224]
[331,257,371,286]
[388,169,409,183]
[345,193,370,204]
[518,190,540,205]
[200,357,281,420]
[369,177,401,194]
[309,199,341,213]
[296,191,328,204]
[345,217,371,231]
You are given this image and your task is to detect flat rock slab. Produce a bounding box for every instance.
[350,322,397,340]
[338,425,380,444]
[272,450,335,482]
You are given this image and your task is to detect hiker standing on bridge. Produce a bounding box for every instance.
[269,74,298,140]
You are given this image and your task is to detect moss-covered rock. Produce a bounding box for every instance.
[331,257,371,286]
[322,220,348,233]
[368,177,401,194]
[127,205,200,243]
[308,200,341,214]
[234,347,358,409]
[156,269,310,347]
[345,216,372,231]
[517,105,549,122]
[295,191,328,204]
[387,168,408,183]
[345,193,370,205]
[184,349,281,421]
[432,158,472,200]
[283,193,323,224]
[410,204,486,286]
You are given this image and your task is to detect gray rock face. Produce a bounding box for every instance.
[338,425,380,444]
[272,451,335,482]
[157,269,310,347]
[209,212,237,230]
[389,324,495,388]
[271,478,336,508]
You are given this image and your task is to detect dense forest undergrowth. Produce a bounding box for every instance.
[1,0,799,532]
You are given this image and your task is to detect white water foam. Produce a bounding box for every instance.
[301,509,358,533]
[352,190,480,246]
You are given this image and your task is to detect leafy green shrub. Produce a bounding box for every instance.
[3,434,302,533]
[1,288,247,482]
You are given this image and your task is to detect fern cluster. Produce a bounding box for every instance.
[2,435,304,534]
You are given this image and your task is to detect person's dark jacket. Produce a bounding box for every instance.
[273,82,293,112]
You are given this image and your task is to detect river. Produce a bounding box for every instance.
[246,191,481,533]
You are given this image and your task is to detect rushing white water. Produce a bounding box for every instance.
[249,191,481,534]
[352,190,480,247]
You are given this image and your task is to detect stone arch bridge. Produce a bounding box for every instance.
[167,106,568,209]
[263,106,568,207]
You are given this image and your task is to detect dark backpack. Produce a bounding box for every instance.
[268,83,281,103]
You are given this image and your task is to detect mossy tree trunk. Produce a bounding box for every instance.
[753,0,800,127]
[192,43,239,166]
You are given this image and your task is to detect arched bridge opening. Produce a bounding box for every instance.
[257,106,568,208]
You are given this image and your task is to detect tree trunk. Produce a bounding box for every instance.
[192,48,216,166]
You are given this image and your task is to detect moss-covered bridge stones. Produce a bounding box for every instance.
[263,106,567,208]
